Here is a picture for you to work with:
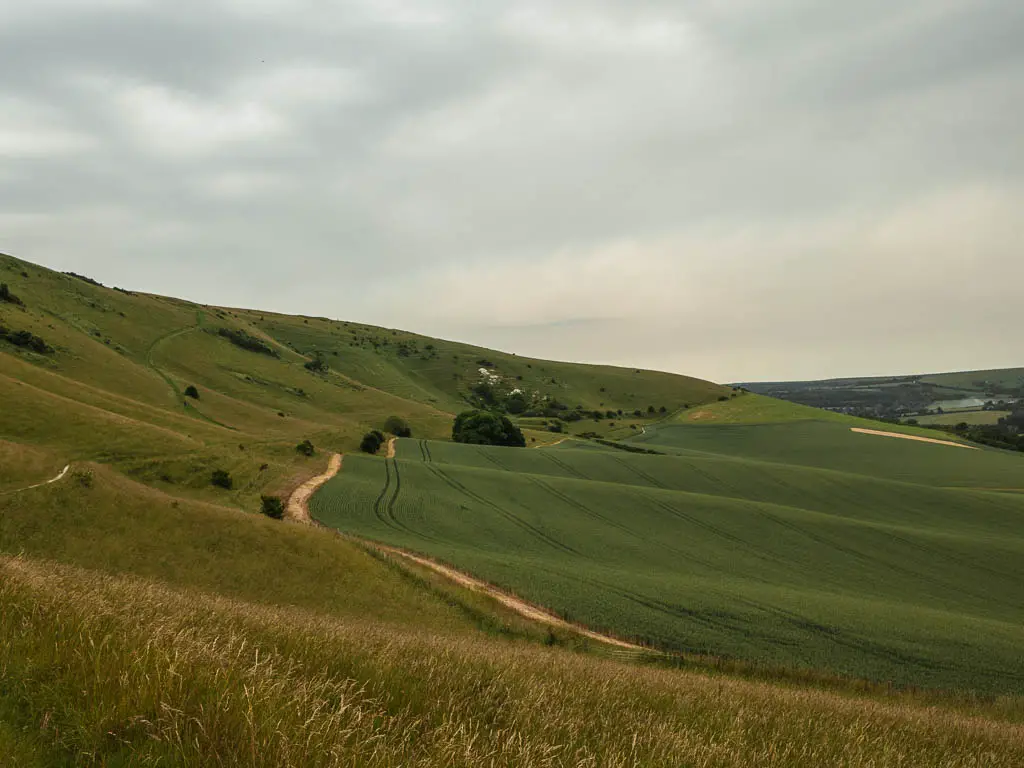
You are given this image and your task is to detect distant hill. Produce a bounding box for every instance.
[737,367,1023,420]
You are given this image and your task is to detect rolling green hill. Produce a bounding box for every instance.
[0,251,726,508]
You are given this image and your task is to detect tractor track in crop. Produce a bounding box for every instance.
[286,449,645,652]
[423,463,580,556]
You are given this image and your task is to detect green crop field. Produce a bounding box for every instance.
[914,410,1011,426]
[312,421,1024,693]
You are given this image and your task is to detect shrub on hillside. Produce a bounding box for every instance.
[384,416,412,437]
[0,325,53,354]
[0,283,24,306]
[217,328,279,357]
[304,351,329,373]
[470,380,497,406]
[211,469,233,489]
[360,430,386,454]
[296,439,315,456]
[260,495,285,519]
[717,395,729,402]
[452,410,526,447]
[505,391,529,414]
[184,385,200,400]
[72,469,95,488]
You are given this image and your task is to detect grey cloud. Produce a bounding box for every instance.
[1,0,1021,380]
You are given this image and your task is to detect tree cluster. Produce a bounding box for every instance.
[360,430,387,454]
[452,410,526,447]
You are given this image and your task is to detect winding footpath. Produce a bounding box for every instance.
[286,453,343,523]
[287,446,646,652]
[1,464,70,496]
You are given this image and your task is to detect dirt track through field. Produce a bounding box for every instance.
[286,448,647,651]
[287,453,342,523]
[850,428,977,449]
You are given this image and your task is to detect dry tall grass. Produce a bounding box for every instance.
[1,555,1021,767]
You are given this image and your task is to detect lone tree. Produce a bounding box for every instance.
[384,416,412,437]
[184,385,200,399]
[211,469,233,489]
[452,410,526,447]
[260,495,285,519]
[296,439,315,456]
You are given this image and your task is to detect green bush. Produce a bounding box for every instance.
[184,385,200,400]
[211,469,233,489]
[304,351,329,373]
[260,495,285,519]
[0,325,52,354]
[296,439,315,456]
[452,410,526,447]
[505,392,529,414]
[384,416,412,438]
[360,430,386,454]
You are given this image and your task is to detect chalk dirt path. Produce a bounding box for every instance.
[850,427,977,449]
[0,464,70,496]
[287,453,342,523]
[286,445,646,652]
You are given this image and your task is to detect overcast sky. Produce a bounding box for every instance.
[2,1,1022,382]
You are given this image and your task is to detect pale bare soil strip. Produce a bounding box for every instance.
[0,464,70,496]
[286,448,646,651]
[385,437,396,458]
[373,543,646,651]
[850,427,977,449]
[286,453,342,523]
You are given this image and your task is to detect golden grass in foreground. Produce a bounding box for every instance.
[1,557,1021,767]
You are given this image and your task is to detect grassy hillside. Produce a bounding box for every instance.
[5,557,1020,767]
[0,251,726,507]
